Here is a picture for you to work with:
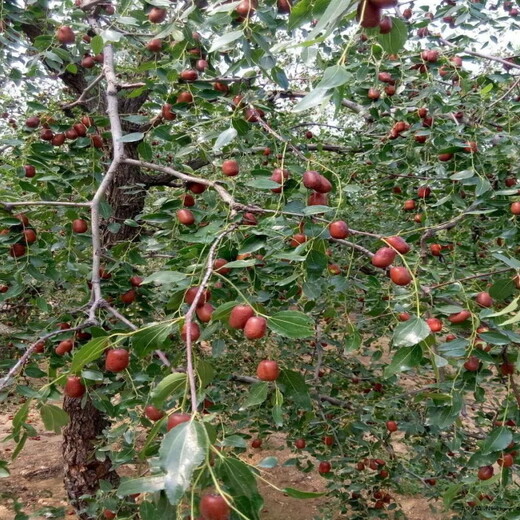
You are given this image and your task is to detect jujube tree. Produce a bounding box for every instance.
[0,0,519,519]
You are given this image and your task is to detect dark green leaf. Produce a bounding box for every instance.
[142,271,187,284]
[151,373,187,405]
[384,345,423,378]
[278,370,312,410]
[377,18,408,54]
[132,322,174,356]
[489,278,516,300]
[317,65,351,89]
[118,132,144,143]
[481,427,513,453]
[240,382,269,409]
[71,337,110,373]
[267,311,314,339]
[40,404,69,433]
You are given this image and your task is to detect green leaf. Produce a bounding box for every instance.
[245,178,282,189]
[218,457,260,500]
[196,359,215,388]
[283,488,327,499]
[142,271,187,285]
[489,278,516,300]
[483,297,519,317]
[305,250,327,276]
[159,421,208,505]
[221,259,256,268]
[118,475,166,496]
[208,30,243,53]
[392,317,430,347]
[306,0,352,39]
[478,331,511,345]
[91,35,104,55]
[220,435,247,448]
[272,387,284,427]
[70,337,110,373]
[376,18,408,54]
[492,253,520,270]
[288,0,313,29]
[138,141,153,161]
[258,456,278,468]
[267,311,314,339]
[118,132,145,143]
[384,345,423,378]
[151,373,187,405]
[302,205,332,215]
[278,370,312,410]
[12,400,31,433]
[212,301,237,322]
[39,404,69,433]
[344,324,362,352]
[213,127,237,151]
[293,88,330,113]
[316,65,351,89]
[0,460,9,478]
[132,322,174,356]
[240,382,269,410]
[481,427,513,454]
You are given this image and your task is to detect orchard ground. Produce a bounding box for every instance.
[0,398,445,520]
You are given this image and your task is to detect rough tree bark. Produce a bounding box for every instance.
[62,112,149,516]
[62,397,119,518]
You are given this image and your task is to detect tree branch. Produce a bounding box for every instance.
[419,201,480,258]
[183,224,239,412]
[438,37,520,71]
[0,321,96,392]
[122,158,241,212]
[61,74,104,110]
[1,201,91,210]
[89,43,125,319]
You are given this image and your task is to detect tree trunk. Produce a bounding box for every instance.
[62,397,120,519]
[102,142,147,245]
[62,143,147,518]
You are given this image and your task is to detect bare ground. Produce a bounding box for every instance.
[0,400,446,520]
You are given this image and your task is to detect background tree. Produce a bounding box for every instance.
[0,0,519,519]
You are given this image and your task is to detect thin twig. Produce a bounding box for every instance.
[419,201,480,258]
[183,224,239,412]
[122,158,241,212]
[427,267,514,290]
[0,321,96,392]
[1,201,91,209]
[438,37,520,71]
[61,74,103,109]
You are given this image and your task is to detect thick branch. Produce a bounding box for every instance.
[89,44,125,318]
